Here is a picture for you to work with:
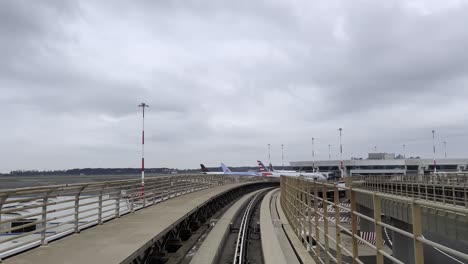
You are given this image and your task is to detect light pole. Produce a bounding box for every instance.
[432,130,436,173]
[328,144,331,160]
[339,128,343,178]
[268,144,271,164]
[311,137,315,172]
[403,144,406,158]
[138,102,149,200]
[281,144,284,170]
[444,141,447,158]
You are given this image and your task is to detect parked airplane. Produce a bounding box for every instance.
[200,164,224,175]
[268,162,296,173]
[221,163,261,177]
[257,160,328,181]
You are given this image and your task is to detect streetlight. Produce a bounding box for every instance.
[281,144,284,170]
[444,141,447,158]
[328,144,331,160]
[268,144,271,164]
[339,128,343,178]
[138,102,149,200]
[311,137,315,172]
[432,130,436,173]
[403,144,406,159]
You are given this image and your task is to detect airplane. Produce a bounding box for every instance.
[200,164,224,175]
[268,162,296,173]
[257,160,328,182]
[221,163,261,177]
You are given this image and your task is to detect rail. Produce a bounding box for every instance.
[353,173,468,207]
[0,174,252,259]
[280,175,468,264]
[233,191,263,264]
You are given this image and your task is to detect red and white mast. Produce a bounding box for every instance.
[139,103,149,199]
[432,130,436,173]
[339,128,343,178]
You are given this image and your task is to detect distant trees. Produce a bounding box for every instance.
[7,166,266,176]
[9,168,176,176]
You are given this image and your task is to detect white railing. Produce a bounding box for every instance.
[0,174,242,259]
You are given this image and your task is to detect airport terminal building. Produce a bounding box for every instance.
[290,153,468,178]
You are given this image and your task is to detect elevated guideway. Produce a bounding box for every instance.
[0,174,275,263]
[190,189,266,264]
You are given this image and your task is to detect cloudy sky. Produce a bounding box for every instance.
[1,0,468,173]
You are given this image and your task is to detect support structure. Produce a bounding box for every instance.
[339,128,343,178]
[311,137,315,172]
[139,102,149,200]
[432,130,436,173]
[281,144,284,170]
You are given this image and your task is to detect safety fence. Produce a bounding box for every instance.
[0,174,248,259]
[280,176,468,264]
[353,173,468,207]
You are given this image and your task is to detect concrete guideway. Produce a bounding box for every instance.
[189,188,266,264]
[2,183,255,264]
[261,188,316,264]
[260,188,289,264]
[274,192,316,264]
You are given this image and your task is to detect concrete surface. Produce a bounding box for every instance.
[190,189,264,264]
[3,183,249,264]
[260,188,289,264]
[276,193,316,264]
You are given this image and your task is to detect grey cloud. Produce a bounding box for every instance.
[1,0,468,172]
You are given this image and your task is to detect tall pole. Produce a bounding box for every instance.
[444,141,447,158]
[312,137,315,172]
[432,130,436,173]
[139,103,149,199]
[403,144,406,158]
[328,144,331,160]
[339,128,343,178]
[281,144,284,170]
[268,143,271,164]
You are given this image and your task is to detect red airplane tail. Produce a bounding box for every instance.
[200,164,209,173]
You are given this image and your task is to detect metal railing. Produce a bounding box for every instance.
[280,176,468,264]
[353,174,468,207]
[0,174,245,259]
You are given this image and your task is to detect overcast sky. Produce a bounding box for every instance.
[1,0,468,173]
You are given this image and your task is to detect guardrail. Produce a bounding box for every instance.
[353,174,468,207]
[0,174,247,259]
[280,176,468,264]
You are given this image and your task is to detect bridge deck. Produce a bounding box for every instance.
[3,183,248,264]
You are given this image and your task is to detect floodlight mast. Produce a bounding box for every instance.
[339,128,343,178]
[311,137,315,172]
[268,144,271,164]
[281,144,284,170]
[139,103,149,200]
[444,141,447,158]
[432,130,436,173]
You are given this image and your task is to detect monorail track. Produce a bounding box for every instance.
[219,189,269,264]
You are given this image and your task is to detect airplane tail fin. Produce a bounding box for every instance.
[257,160,269,172]
[220,163,231,174]
[269,163,274,171]
[200,164,209,173]
[257,160,272,176]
